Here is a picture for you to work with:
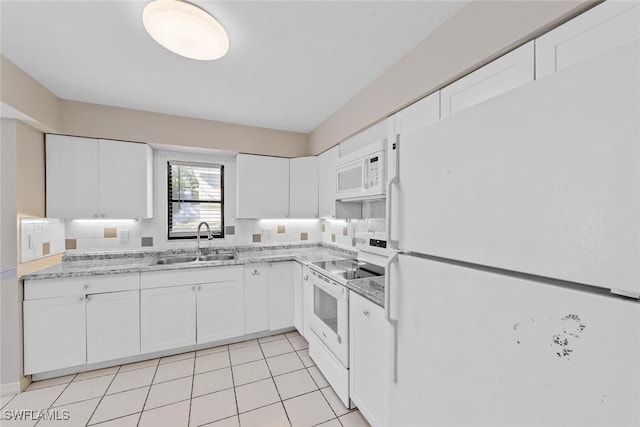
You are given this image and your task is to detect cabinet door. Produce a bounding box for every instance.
[289,157,319,218]
[86,290,140,363]
[197,280,244,343]
[349,292,389,427]
[440,41,534,118]
[99,140,153,219]
[45,134,99,218]
[269,262,294,330]
[292,262,303,335]
[236,154,290,219]
[302,266,313,338]
[536,2,640,79]
[244,264,270,334]
[141,285,196,353]
[24,296,86,374]
[318,146,339,218]
[389,92,441,181]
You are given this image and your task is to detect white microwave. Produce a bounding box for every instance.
[335,140,386,201]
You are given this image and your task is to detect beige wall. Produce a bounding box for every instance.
[1,54,309,158]
[1,119,22,389]
[0,56,61,133]
[60,100,309,158]
[308,0,596,155]
[16,121,63,277]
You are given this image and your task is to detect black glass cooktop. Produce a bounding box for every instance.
[312,259,384,281]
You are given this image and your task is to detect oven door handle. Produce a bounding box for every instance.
[311,275,347,301]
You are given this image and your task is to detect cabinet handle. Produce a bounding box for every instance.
[252,269,259,276]
[93,214,99,218]
[101,214,105,218]
[198,285,202,291]
[304,275,308,281]
[363,310,369,316]
[192,286,196,291]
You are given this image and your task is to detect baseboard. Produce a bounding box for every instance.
[1,376,31,396]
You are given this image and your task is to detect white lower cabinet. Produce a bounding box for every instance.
[292,262,304,335]
[87,290,140,363]
[269,262,295,331]
[349,292,390,427]
[244,264,270,334]
[197,280,244,343]
[23,273,139,375]
[302,265,313,338]
[23,296,86,375]
[141,285,197,353]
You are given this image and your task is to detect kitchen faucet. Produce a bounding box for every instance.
[196,221,212,255]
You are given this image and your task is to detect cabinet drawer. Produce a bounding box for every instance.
[24,273,139,300]
[141,266,243,289]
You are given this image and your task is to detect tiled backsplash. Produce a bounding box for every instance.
[65,220,142,251]
[62,218,323,252]
[51,200,384,253]
[20,218,65,262]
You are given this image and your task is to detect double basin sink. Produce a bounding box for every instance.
[151,253,236,265]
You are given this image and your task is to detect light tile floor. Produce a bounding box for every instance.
[0,331,371,427]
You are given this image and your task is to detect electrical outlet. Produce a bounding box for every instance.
[119,229,129,242]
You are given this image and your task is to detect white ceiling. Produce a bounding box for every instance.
[0,1,466,133]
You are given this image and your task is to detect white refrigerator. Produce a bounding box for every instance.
[386,41,640,426]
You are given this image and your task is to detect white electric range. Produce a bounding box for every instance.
[306,232,388,408]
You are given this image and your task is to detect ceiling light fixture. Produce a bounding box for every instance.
[143,0,229,61]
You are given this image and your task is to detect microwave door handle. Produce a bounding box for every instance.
[362,159,368,190]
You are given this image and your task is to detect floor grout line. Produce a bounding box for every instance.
[134,357,160,426]
[256,336,293,427]
[20,333,360,427]
[85,364,122,426]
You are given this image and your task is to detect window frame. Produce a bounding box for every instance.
[167,160,225,240]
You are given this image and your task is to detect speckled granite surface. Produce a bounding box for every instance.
[22,242,386,306]
[22,243,356,280]
[346,276,385,308]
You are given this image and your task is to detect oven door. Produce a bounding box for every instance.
[309,274,349,367]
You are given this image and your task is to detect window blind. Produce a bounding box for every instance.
[168,161,224,239]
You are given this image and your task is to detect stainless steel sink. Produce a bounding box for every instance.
[151,255,197,265]
[151,253,236,265]
[198,254,236,261]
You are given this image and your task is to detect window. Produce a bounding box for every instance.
[168,161,224,239]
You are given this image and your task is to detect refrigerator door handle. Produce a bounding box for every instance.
[385,135,400,247]
[385,252,399,383]
[384,252,399,322]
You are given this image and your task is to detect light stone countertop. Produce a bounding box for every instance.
[22,242,385,307]
[345,276,385,308]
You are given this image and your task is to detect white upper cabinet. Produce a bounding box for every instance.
[440,41,534,118]
[536,1,640,79]
[318,145,339,218]
[46,134,153,219]
[289,156,319,218]
[98,139,153,219]
[236,154,290,219]
[392,92,441,138]
[45,135,100,219]
[388,92,441,181]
